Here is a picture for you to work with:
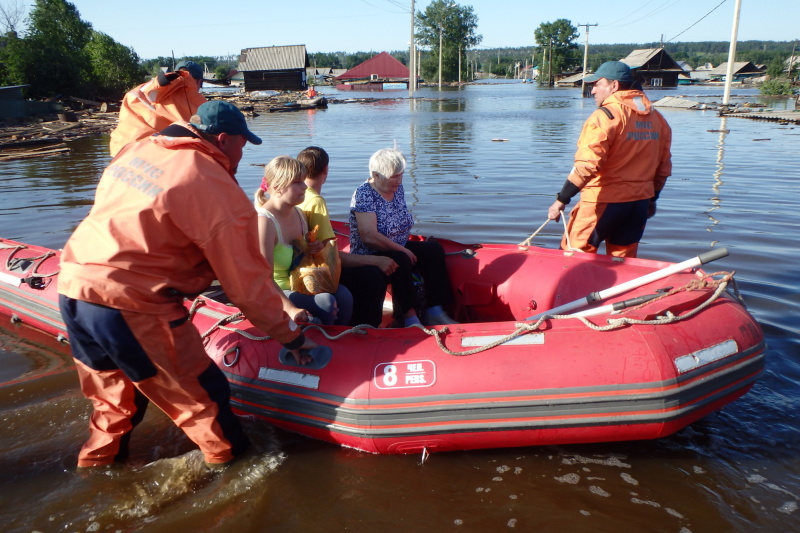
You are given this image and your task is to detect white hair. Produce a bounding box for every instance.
[368,148,406,180]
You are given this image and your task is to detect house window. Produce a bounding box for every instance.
[651,78,663,87]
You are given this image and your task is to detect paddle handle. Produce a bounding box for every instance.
[570,293,662,318]
[527,248,728,320]
[697,247,729,265]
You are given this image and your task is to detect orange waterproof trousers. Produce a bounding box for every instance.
[562,199,649,258]
[60,296,248,467]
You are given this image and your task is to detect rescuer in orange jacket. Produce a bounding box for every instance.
[59,100,319,470]
[547,61,672,258]
[109,60,207,157]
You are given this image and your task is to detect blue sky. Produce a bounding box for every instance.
[64,0,796,60]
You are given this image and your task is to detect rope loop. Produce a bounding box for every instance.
[2,244,60,281]
[190,271,738,358]
[518,219,550,248]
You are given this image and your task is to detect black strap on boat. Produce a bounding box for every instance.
[21,276,46,290]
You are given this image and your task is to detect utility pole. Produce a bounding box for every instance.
[409,0,416,95]
[577,23,598,96]
[438,25,443,89]
[722,0,742,106]
[458,46,462,84]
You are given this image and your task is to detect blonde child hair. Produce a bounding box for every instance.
[254,156,307,208]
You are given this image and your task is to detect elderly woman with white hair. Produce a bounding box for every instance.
[348,148,456,327]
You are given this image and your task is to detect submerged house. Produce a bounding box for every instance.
[335,52,411,91]
[554,71,585,88]
[708,62,765,82]
[0,85,58,118]
[692,62,715,81]
[620,48,684,88]
[0,85,28,119]
[306,67,348,85]
[237,45,309,92]
[570,48,683,92]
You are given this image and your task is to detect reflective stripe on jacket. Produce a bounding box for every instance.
[59,123,301,345]
[567,90,672,203]
[109,71,207,157]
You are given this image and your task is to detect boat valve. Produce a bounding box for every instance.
[22,276,46,290]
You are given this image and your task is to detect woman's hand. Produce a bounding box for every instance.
[403,247,417,265]
[372,255,399,276]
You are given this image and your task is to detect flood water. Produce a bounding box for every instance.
[1,82,799,532]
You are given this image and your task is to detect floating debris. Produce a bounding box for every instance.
[0,140,71,161]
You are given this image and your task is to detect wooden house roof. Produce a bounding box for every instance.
[554,72,585,86]
[621,48,683,72]
[709,61,764,75]
[238,45,308,72]
[336,52,409,80]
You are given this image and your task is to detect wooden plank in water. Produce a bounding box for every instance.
[0,143,71,161]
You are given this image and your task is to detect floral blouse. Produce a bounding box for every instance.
[349,181,413,255]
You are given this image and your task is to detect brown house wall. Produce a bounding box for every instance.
[637,72,680,88]
[243,70,307,92]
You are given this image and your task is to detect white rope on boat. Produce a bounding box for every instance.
[401,272,736,356]
[189,273,736,359]
[560,216,584,253]
[518,219,550,248]
[517,217,582,253]
[190,297,374,342]
[1,241,59,281]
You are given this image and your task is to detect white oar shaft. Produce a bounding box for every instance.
[526,248,728,320]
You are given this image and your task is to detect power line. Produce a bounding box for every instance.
[667,0,728,42]
[358,0,407,14]
[602,0,660,29]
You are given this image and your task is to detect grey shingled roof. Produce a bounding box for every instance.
[621,48,682,71]
[709,62,763,75]
[238,45,308,71]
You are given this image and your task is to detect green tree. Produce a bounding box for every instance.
[213,65,230,83]
[534,19,579,86]
[760,78,796,96]
[415,0,481,83]
[85,31,145,98]
[309,51,343,69]
[766,58,784,78]
[7,0,93,97]
[2,0,146,99]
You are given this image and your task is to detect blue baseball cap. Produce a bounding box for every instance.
[175,60,203,81]
[584,61,633,84]
[193,100,262,145]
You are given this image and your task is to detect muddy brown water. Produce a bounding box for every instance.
[1,82,798,532]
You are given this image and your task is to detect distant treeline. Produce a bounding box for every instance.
[584,40,797,69]
[139,41,797,81]
[304,40,797,77]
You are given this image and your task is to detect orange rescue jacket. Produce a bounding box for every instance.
[567,90,672,203]
[59,123,301,345]
[109,71,207,157]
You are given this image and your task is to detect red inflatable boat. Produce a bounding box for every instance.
[0,227,765,455]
